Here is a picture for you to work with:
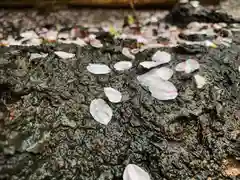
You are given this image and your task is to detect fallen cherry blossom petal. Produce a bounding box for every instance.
[87,64,111,74]
[89,34,97,40]
[140,61,161,69]
[152,67,174,80]
[72,38,87,47]
[88,27,99,33]
[114,61,132,71]
[90,98,113,125]
[136,36,148,44]
[2,36,22,46]
[58,39,72,44]
[58,32,69,39]
[204,40,217,48]
[151,51,171,64]
[122,47,135,60]
[194,74,206,89]
[190,0,200,8]
[140,44,165,52]
[54,51,75,59]
[20,30,38,40]
[180,0,189,3]
[45,30,58,41]
[90,39,103,48]
[104,87,122,103]
[175,59,200,73]
[138,67,173,82]
[149,82,178,100]
[138,72,178,100]
[123,164,151,180]
[30,53,48,60]
[23,38,42,46]
[131,49,140,54]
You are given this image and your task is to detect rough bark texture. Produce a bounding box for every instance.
[0,4,240,180]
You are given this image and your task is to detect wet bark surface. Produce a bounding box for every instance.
[0,4,240,180]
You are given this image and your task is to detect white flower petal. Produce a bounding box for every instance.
[151,16,158,23]
[45,30,58,41]
[190,0,200,8]
[131,49,140,54]
[149,81,178,100]
[204,40,217,48]
[138,67,173,82]
[213,23,222,30]
[104,87,122,103]
[29,38,42,46]
[88,27,99,33]
[151,51,171,64]
[114,61,132,71]
[140,44,165,52]
[90,99,112,125]
[123,164,151,180]
[87,64,111,74]
[3,36,23,46]
[89,34,97,40]
[182,29,215,36]
[175,62,186,72]
[194,74,206,89]
[136,36,148,44]
[122,47,135,60]
[72,38,87,47]
[90,39,103,48]
[58,39,72,44]
[175,59,200,73]
[58,32,69,39]
[20,30,38,40]
[140,61,161,69]
[152,67,174,80]
[138,72,178,100]
[30,53,48,60]
[54,51,75,59]
[180,0,189,3]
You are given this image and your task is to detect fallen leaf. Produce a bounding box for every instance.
[127,15,135,25]
[109,25,120,37]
